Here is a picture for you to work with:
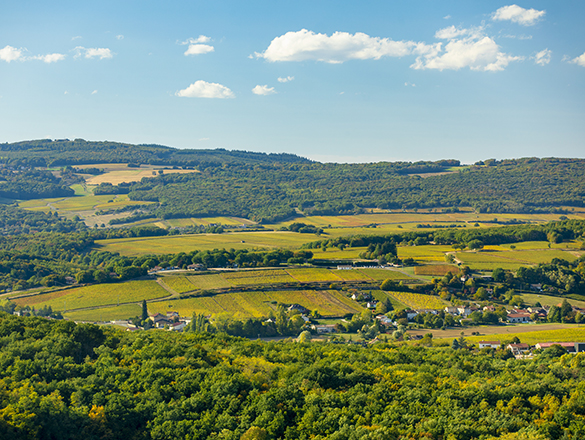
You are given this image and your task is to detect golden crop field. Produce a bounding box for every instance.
[462,327,585,346]
[163,217,256,227]
[78,164,199,185]
[387,291,447,310]
[310,247,367,259]
[12,280,170,311]
[286,268,343,283]
[499,241,583,250]
[371,290,408,310]
[146,289,363,318]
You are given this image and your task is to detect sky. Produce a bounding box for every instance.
[1,1,584,163]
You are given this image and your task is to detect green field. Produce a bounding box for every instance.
[333,269,373,281]
[146,289,363,318]
[159,276,198,294]
[64,304,142,322]
[12,280,170,311]
[371,290,408,310]
[398,245,454,262]
[520,293,585,309]
[95,231,319,256]
[358,268,413,281]
[187,274,234,289]
[223,269,296,285]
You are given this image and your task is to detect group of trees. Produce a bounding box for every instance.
[1,313,584,439]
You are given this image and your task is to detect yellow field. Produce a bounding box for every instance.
[163,217,257,227]
[286,268,343,283]
[159,276,198,294]
[387,291,447,310]
[456,248,581,271]
[359,268,413,281]
[462,327,585,346]
[12,280,170,311]
[521,293,585,309]
[146,289,363,318]
[74,163,199,185]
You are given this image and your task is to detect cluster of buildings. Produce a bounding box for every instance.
[479,341,585,357]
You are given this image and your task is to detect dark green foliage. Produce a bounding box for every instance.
[0,168,74,200]
[1,313,585,439]
[0,204,84,235]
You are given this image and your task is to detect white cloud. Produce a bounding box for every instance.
[181,36,211,45]
[199,137,209,141]
[444,15,452,20]
[277,76,294,83]
[74,46,113,59]
[185,44,214,55]
[176,80,235,98]
[34,53,66,63]
[181,36,214,56]
[0,45,23,62]
[492,5,545,26]
[116,35,124,40]
[404,82,416,87]
[91,90,98,95]
[255,29,426,63]
[71,36,82,41]
[412,26,521,71]
[569,52,585,67]
[252,85,276,95]
[534,49,551,66]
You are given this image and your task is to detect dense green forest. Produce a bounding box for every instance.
[0,313,583,440]
[121,158,584,222]
[0,139,311,166]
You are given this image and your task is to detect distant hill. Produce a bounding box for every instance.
[0,139,312,166]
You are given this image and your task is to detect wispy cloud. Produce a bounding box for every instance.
[34,53,66,63]
[91,90,98,95]
[252,85,276,95]
[74,46,113,59]
[0,45,24,62]
[277,76,294,83]
[404,82,416,87]
[492,5,545,26]
[176,80,234,98]
[533,49,551,66]
[568,52,585,67]
[116,35,124,40]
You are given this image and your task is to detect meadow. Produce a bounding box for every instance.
[74,163,199,185]
[158,276,198,294]
[95,231,319,255]
[460,326,585,346]
[455,248,580,271]
[63,304,142,322]
[12,280,170,312]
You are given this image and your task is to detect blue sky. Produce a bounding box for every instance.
[1,1,584,163]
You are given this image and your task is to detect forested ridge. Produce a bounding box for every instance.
[0,139,311,166]
[123,158,584,222]
[0,313,584,440]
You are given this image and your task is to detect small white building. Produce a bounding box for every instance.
[478,341,500,349]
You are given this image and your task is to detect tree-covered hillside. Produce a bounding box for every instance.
[122,158,585,222]
[0,139,312,166]
[0,313,583,440]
